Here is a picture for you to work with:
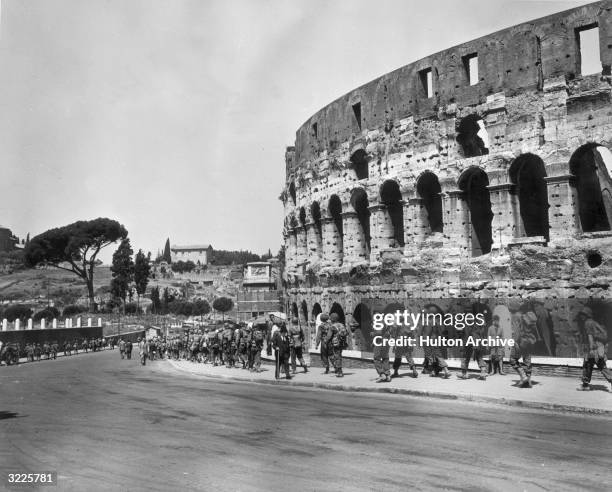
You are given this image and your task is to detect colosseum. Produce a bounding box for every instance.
[281,0,612,360]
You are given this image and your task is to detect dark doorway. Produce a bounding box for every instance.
[457,114,489,157]
[509,154,549,240]
[330,303,345,324]
[458,167,493,256]
[301,301,308,323]
[328,195,344,250]
[416,171,443,233]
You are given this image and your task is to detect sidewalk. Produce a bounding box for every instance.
[166,358,612,416]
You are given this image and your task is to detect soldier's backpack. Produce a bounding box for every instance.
[332,323,349,349]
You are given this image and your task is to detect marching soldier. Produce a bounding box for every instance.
[457,317,488,380]
[34,343,42,362]
[577,307,612,391]
[251,325,265,373]
[42,341,51,360]
[325,313,348,378]
[488,314,506,375]
[373,320,392,383]
[509,303,538,388]
[50,341,58,360]
[391,324,419,379]
[288,318,307,374]
[421,306,451,378]
[315,314,331,374]
[25,343,34,362]
[118,338,126,359]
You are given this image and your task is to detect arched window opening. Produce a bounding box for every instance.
[328,194,344,246]
[312,303,322,320]
[350,149,369,180]
[416,172,443,233]
[458,167,493,256]
[570,144,612,232]
[301,300,308,323]
[350,188,371,253]
[380,180,405,247]
[457,114,489,158]
[509,154,549,240]
[311,202,322,237]
[291,302,299,320]
[289,182,296,205]
[299,207,307,228]
[330,303,345,324]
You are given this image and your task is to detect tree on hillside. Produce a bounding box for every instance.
[163,238,172,263]
[150,286,161,314]
[24,218,127,311]
[110,238,134,313]
[134,249,151,309]
[212,296,233,320]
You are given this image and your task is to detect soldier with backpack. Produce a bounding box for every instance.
[577,307,612,391]
[509,303,538,388]
[288,318,308,374]
[125,340,133,360]
[315,313,331,374]
[326,313,348,377]
[251,325,265,372]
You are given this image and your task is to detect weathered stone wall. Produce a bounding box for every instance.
[281,1,612,358]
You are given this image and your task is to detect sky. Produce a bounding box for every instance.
[0,0,593,263]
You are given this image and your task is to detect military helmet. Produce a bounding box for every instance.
[320,313,329,322]
[330,313,339,322]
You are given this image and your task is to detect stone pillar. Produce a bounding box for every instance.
[341,211,366,265]
[404,198,429,249]
[88,318,92,328]
[52,318,57,329]
[27,318,33,330]
[2,319,7,331]
[295,225,308,267]
[322,217,343,267]
[286,228,297,272]
[441,190,468,256]
[98,318,102,327]
[15,319,20,331]
[487,183,516,251]
[41,318,46,330]
[305,222,322,262]
[77,317,82,328]
[368,204,393,262]
[545,174,580,243]
[65,318,69,328]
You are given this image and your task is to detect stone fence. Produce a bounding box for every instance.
[1,317,103,332]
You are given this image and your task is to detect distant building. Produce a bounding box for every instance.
[170,244,212,264]
[0,226,18,253]
[236,261,281,321]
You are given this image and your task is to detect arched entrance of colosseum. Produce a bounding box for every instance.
[509,154,549,240]
[329,302,345,323]
[458,167,493,256]
[289,181,296,205]
[353,303,373,351]
[380,180,405,248]
[350,188,371,258]
[350,149,369,180]
[456,114,489,158]
[310,201,323,257]
[328,195,344,264]
[569,144,612,233]
[416,171,444,234]
[301,300,308,324]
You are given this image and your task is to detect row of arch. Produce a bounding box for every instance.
[286,144,612,260]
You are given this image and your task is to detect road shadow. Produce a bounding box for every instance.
[587,384,610,392]
[0,411,22,420]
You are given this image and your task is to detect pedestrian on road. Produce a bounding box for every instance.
[577,307,612,391]
[509,304,537,388]
[487,315,506,375]
[373,321,392,383]
[288,317,307,374]
[315,313,332,374]
[326,313,348,378]
[272,323,291,380]
[391,324,418,379]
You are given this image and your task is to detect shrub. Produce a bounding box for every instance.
[63,304,87,317]
[33,307,61,322]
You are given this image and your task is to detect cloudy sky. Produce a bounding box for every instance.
[0,0,592,262]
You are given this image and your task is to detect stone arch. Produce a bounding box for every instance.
[298,207,307,227]
[569,143,612,232]
[301,300,309,323]
[329,302,345,324]
[509,153,550,240]
[456,114,489,158]
[353,303,373,351]
[350,148,369,180]
[312,302,322,320]
[458,166,493,256]
[416,171,443,233]
[328,194,344,252]
[289,182,296,205]
[380,179,405,247]
[291,302,299,321]
[311,201,322,237]
[350,187,371,253]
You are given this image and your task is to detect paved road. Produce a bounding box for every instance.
[1,351,610,492]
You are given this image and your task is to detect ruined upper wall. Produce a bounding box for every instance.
[291,0,612,172]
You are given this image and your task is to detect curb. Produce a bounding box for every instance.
[165,360,612,417]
